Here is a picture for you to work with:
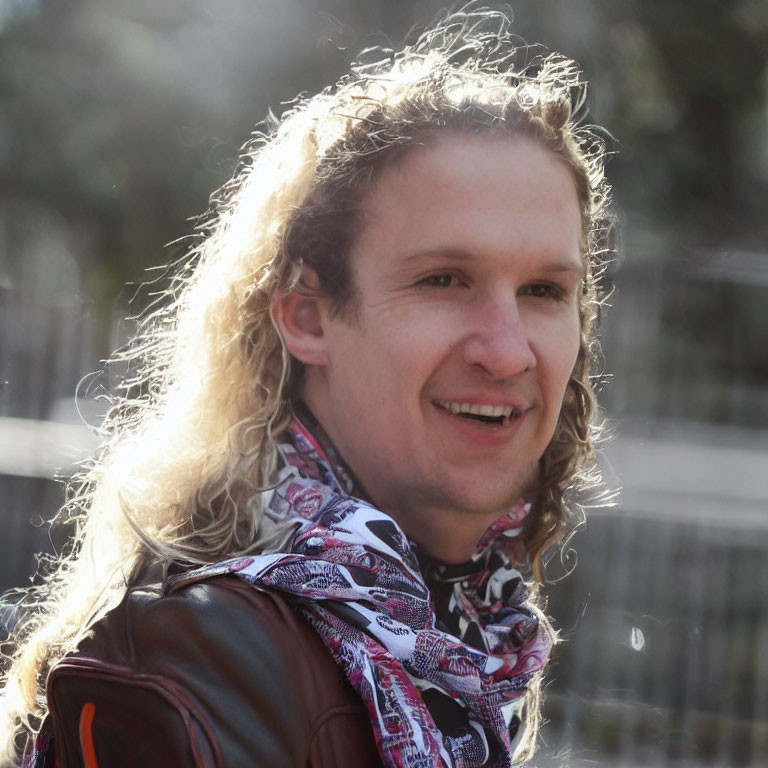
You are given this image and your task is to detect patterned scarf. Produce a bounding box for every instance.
[171,411,553,767]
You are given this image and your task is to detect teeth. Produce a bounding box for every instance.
[436,400,520,418]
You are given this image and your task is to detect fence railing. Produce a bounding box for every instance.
[2,289,767,767]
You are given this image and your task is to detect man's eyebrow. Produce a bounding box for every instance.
[400,248,585,275]
[400,248,471,265]
[538,261,585,275]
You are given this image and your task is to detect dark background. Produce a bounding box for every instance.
[1,1,767,766]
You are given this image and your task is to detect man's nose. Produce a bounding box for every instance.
[462,291,537,378]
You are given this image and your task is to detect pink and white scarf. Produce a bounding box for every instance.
[171,410,553,767]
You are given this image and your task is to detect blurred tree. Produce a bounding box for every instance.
[0,0,766,424]
[628,0,768,244]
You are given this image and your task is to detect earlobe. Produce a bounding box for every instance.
[273,269,330,367]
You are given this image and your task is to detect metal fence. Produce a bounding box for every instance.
[542,510,768,766]
[2,288,767,766]
[0,289,105,594]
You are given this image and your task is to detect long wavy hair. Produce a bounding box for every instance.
[0,5,613,763]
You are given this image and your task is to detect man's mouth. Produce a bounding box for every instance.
[434,400,522,425]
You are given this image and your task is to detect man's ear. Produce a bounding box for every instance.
[273,267,330,367]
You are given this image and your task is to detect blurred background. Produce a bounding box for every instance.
[1,0,767,765]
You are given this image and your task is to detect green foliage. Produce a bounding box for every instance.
[1,0,767,424]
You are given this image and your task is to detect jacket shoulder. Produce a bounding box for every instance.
[46,576,377,767]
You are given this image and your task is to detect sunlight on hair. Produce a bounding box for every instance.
[0,5,614,763]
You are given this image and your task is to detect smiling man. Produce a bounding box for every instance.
[3,9,612,768]
[277,133,585,564]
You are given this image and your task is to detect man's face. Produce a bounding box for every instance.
[302,133,583,560]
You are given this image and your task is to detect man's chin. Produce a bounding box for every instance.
[447,469,537,516]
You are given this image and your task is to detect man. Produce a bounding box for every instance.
[2,7,610,768]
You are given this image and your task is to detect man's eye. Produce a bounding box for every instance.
[421,274,455,288]
[523,283,560,299]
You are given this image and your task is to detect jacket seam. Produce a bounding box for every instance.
[48,656,224,768]
[308,704,372,746]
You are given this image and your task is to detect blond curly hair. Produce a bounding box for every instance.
[0,5,612,763]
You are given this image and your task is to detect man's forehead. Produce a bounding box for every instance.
[344,132,585,283]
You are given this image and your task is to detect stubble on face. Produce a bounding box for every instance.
[301,132,583,562]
